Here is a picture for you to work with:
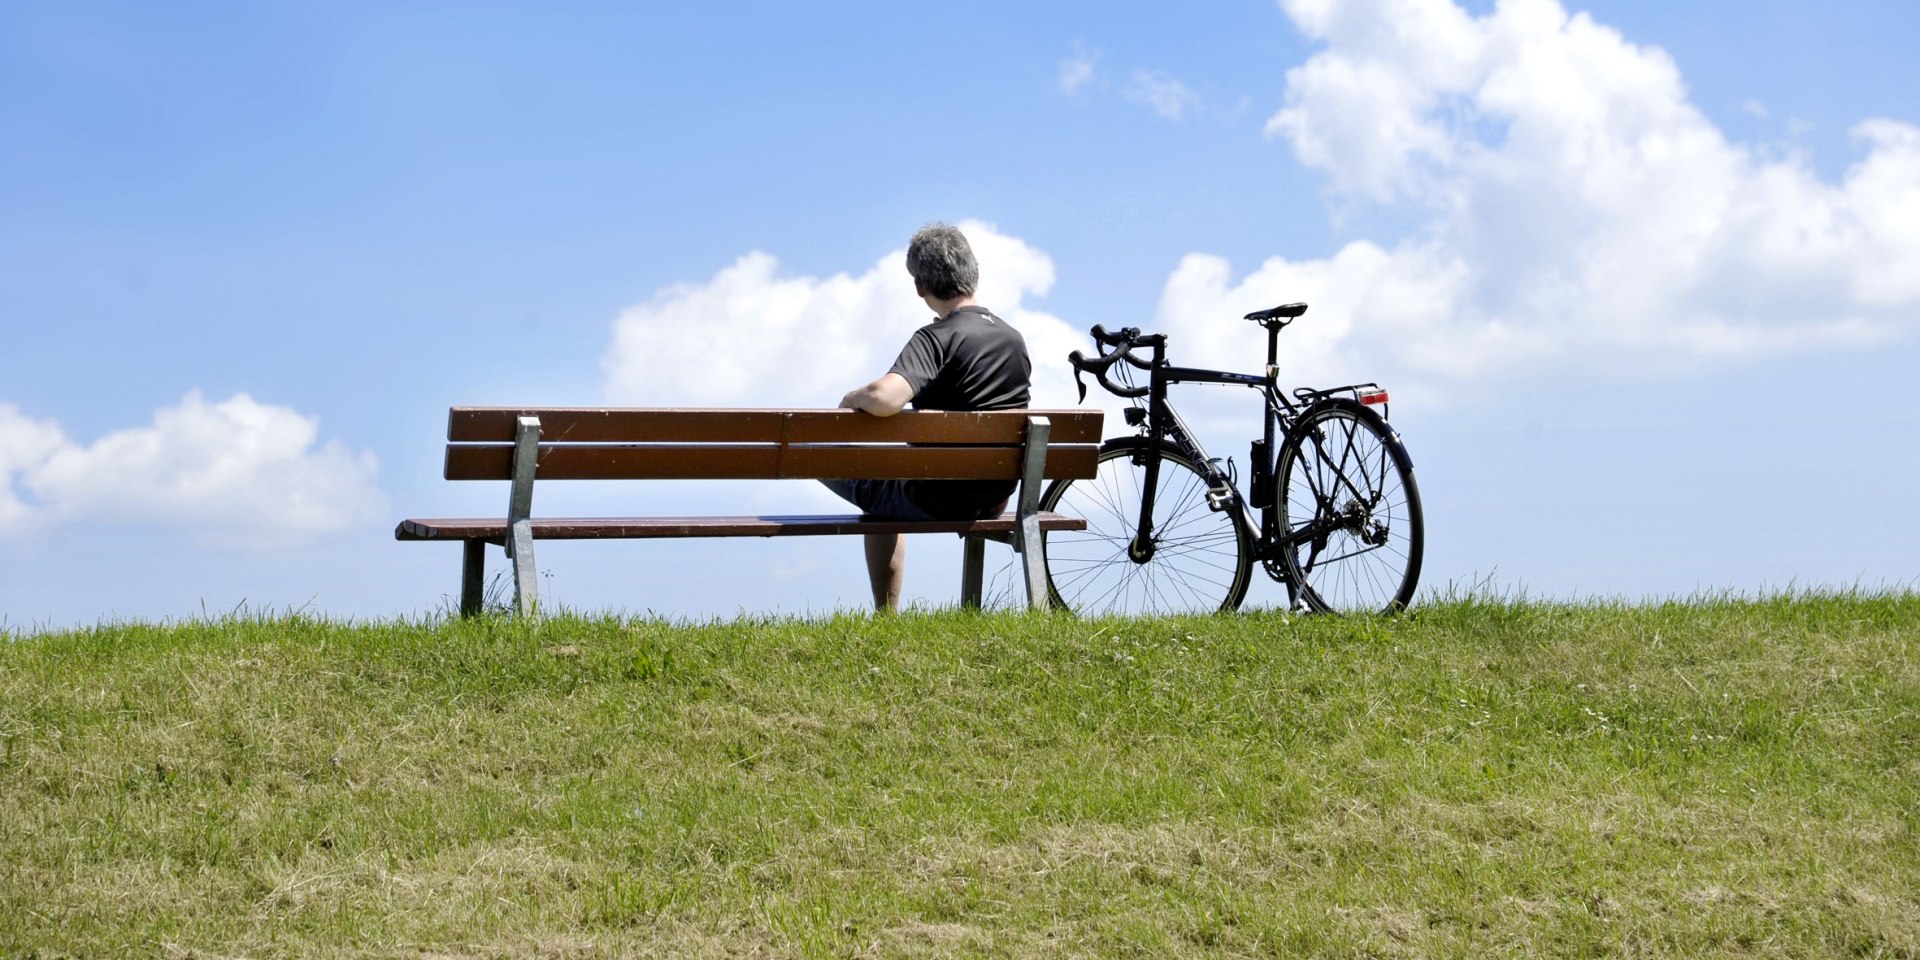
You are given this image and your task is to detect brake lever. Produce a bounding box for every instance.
[1068,350,1089,403]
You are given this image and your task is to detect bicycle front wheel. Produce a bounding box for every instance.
[1039,438,1253,616]
[1275,400,1423,614]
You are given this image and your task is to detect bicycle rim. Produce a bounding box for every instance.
[1040,439,1252,615]
[1275,402,1424,614]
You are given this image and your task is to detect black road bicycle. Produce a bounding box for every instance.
[1041,302,1424,616]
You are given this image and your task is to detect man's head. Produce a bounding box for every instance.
[905,223,979,301]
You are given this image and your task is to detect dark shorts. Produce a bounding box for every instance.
[819,478,939,522]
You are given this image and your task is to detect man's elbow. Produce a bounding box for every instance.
[863,394,907,417]
[841,388,898,417]
[860,375,914,416]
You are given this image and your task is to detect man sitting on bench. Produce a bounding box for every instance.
[831,222,1033,612]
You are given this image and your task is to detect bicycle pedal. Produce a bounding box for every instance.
[1203,458,1237,512]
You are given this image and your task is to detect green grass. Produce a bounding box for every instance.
[3,596,1917,958]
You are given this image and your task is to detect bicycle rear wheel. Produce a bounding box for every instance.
[1274,400,1423,614]
[1039,438,1253,615]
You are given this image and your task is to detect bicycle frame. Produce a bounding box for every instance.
[1122,324,1387,572]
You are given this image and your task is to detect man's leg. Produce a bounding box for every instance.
[822,479,929,614]
[865,532,905,612]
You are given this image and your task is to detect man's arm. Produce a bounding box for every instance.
[840,373,915,416]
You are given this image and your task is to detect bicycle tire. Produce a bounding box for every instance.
[1039,438,1253,616]
[1274,399,1423,614]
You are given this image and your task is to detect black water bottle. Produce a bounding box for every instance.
[1248,439,1272,509]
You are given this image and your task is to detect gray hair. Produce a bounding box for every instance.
[904,223,979,300]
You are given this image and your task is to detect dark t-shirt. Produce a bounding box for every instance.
[887,305,1032,519]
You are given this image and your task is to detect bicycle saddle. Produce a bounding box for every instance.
[1244,303,1308,322]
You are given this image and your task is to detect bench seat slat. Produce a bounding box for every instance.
[448,407,1104,444]
[444,443,1100,481]
[397,512,1089,541]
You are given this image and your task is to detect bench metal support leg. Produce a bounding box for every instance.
[1016,416,1052,611]
[505,416,541,619]
[960,534,985,609]
[460,540,486,617]
[1017,523,1048,609]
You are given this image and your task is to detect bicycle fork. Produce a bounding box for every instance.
[1128,447,1163,564]
[1128,410,1264,566]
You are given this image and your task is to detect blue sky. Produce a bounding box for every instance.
[3,0,1917,627]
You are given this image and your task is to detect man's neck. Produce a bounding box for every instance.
[925,294,978,318]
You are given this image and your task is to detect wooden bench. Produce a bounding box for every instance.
[395,407,1104,617]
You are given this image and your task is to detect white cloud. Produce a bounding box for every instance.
[1158,0,1920,385]
[601,220,1091,411]
[1126,69,1201,121]
[1059,51,1098,94]
[0,392,385,546]
[0,406,66,531]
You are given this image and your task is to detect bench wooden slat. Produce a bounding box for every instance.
[447,408,1104,444]
[449,408,791,443]
[444,443,1099,481]
[778,444,1098,480]
[397,512,1089,541]
[778,410,1103,444]
[445,444,782,481]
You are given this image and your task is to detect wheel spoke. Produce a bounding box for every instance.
[1275,405,1423,615]
[1041,440,1251,615]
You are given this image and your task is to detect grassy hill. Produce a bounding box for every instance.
[3,596,1917,958]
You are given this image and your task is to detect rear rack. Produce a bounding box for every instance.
[1293,382,1391,417]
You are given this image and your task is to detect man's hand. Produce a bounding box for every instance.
[840,373,914,416]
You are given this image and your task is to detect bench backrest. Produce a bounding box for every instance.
[442,408,1104,481]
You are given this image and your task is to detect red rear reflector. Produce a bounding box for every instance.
[1360,390,1389,405]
